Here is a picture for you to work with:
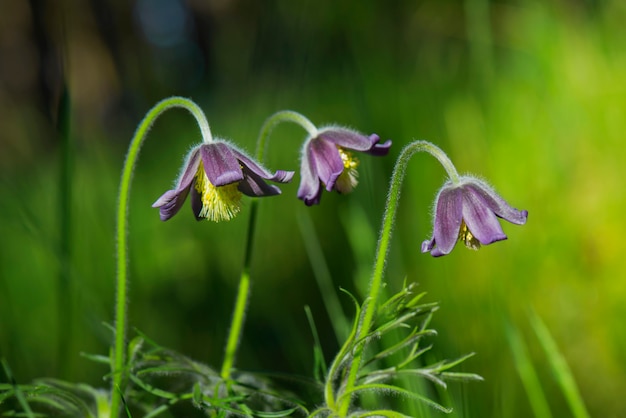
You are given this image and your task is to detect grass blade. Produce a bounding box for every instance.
[505,322,553,418]
[529,310,590,418]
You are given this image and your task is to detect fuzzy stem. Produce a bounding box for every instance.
[427,142,459,183]
[219,110,316,381]
[219,269,252,379]
[112,96,212,417]
[219,202,255,380]
[255,110,318,161]
[337,140,458,416]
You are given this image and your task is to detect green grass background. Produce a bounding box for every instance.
[1,0,625,416]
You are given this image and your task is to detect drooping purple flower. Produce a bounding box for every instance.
[421,176,528,257]
[153,141,294,222]
[297,126,392,205]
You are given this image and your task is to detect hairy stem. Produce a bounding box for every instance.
[255,110,318,161]
[219,110,316,381]
[219,203,255,380]
[337,140,458,415]
[112,96,212,416]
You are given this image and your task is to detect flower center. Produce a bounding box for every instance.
[334,147,360,193]
[458,220,481,250]
[194,161,242,222]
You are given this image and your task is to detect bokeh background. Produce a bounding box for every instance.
[1,0,625,416]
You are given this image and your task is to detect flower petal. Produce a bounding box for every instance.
[307,137,344,192]
[152,148,201,221]
[153,188,191,221]
[421,237,436,253]
[367,136,393,156]
[190,186,203,221]
[429,186,464,256]
[297,146,323,206]
[238,165,283,197]
[463,179,528,225]
[462,186,507,245]
[199,142,245,187]
[318,128,392,155]
[230,147,294,183]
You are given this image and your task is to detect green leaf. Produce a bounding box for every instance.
[340,383,452,413]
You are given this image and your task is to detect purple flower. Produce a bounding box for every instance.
[297,127,392,205]
[153,141,294,222]
[421,176,528,257]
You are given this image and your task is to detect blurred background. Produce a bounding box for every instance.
[1,0,625,416]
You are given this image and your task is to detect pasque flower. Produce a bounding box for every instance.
[153,141,294,222]
[421,176,528,257]
[297,126,392,205]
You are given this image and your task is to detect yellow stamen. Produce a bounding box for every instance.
[194,161,242,222]
[334,147,360,193]
[458,220,481,250]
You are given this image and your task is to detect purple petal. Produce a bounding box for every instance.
[230,147,294,183]
[318,128,391,156]
[317,127,391,156]
[190,186,203,221]
[463,179,528,225]
[199,142,244,187]
[307,137,344,192]
[152,148,201,221]
[429,186,464,256]
[297,145,323,205]
[175,148,202,189]
[367,136,393,156]
[238,165,283,197]
[153,188,191,221]
[461,186,507,245]
[421,238,435,253]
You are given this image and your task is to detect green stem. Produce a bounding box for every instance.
[255,110,318,161]
[112,96,212,417]
[219,202,255,380]
[219,269,252,379]
[337,140,458,416]
[219,110,316,381]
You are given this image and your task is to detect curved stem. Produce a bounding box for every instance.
[219,110,317,381]
[337,140,458,416]
[255,110,318,162]
[424,141,460,183]
[111,96,212,416]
